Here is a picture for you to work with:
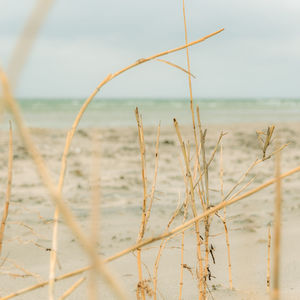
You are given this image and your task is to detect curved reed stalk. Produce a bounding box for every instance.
[0,121,13,256]
[272,149,282,300]
[219,144,232,289]
[174,118,204,296]
[58,277,86,300]
[48,28,224,294]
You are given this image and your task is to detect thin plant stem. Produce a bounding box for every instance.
[0,121,13,256]
[219,144,233,289]
[267,226,271,292]
[272,148,282,300]
[88,132,101,300]
[196,107,210,292]
[182,0,199,159]
[135,108,147,300]
[179,195,189,299]
[59,277,86,300]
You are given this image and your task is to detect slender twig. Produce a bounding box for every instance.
[174,118,204,295]
[179,195,190,300]
[219,144,233,289]
[145,123,161,226]
[88,132,101,300]
[0,121,13,256]
[135,108,147,300]
[267,226,271,292]
[182,0,199,161]
[59,277,86,300]
[196,107,211,292]
[272,146,282,300]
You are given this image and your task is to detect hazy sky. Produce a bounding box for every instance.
[0,0,299,99]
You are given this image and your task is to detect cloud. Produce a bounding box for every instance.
[0,0,299,98]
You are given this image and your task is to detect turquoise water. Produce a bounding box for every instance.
[4,98,300,128]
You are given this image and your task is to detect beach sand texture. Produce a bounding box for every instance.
[0,121,300,299]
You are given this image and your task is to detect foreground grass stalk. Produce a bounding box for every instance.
[272,149,282,300]
[174,118,204,297]
[59,277,86,300]
[182,0,198,155]
[179,196,189,300]
[0,121,13,256]
[267,226,271,292]
[219,144,233,289]
[88,134,101,300]
[135,108,147,300]
[196,107,210,294]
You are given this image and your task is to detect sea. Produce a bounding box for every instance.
[3,98,300,129]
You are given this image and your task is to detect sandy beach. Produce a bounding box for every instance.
[0,120,300,299]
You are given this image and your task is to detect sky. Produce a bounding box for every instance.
[0,0,300,99]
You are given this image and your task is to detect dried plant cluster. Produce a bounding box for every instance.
[0,1,299,299]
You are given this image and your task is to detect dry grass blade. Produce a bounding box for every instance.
[145,123,161,225]
[0,121,13,256]
[88,133,101,300]
[173,118,204,297]
[59,277,86,300]
[155,59,196,78]
[219,144,233,289]
[196,107,210,293]
[179,195,190,299]
[267,226,271,292]
[182,0,199,164]
[135,108,147,300]
[272,147,282,300]
[0,67,129,300]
